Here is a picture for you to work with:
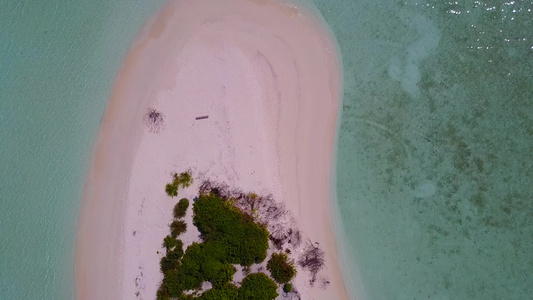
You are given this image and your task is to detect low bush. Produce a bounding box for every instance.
[199,284,238,300]
[165,183,178,197]
[160,245,184,273]
[156,283,170,300]
[163,235,182,251]
[267,252,296,284]
[238,273,278,300]
[193,194,268,266]
[170,220,187,237]
[158,192,275,299]
[283,283,292,293]
[210,263,237,288]
[174,198,190,219]
[174,171,193,188]
[165,171,193,198]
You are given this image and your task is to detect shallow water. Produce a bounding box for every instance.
[1,0,531,299]
[315,0,533,299]
[0,1,165,298]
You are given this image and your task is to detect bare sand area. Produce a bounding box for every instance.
[75,0,348,299]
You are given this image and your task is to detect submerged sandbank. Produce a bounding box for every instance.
[75,0,349,299]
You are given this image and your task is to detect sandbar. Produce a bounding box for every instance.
[75,0,347,299]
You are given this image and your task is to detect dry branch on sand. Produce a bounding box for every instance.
[144,108,164,133]
[298,240,326,286]
[280,286,301,300]
[319,276,331,290]
[269,219,301,250]
[199,180,233,199]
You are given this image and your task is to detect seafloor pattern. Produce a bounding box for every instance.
[320,0,532,298]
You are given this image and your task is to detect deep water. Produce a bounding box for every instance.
[313,0,533,299]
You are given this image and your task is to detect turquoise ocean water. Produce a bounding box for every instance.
[318,0,533,299]
[0,0,531,299]
[0,1,165,298]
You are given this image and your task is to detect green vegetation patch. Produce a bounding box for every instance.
[165,183,178,197]
[193,194,269,266]
[198,283,239,300]
[170,220,187,238]
[165,171,193,197]
[160,243,184,273]
[267,252,296,284]
[157,193,274,300]
[237,273,279,300]
[174,198,190,219]
[175,172,193,188]
[163,235,181,251]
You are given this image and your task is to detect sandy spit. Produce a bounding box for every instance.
[75,0,349,299]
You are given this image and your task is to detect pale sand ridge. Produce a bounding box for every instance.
[75,0,349,299]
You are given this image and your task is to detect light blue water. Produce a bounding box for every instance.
[1,0,531,299]
[0,1,166,299]
[312,0,533,299]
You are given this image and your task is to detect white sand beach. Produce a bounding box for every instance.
[75,0,347,299]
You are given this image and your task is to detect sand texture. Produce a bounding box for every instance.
[75,0,347,299]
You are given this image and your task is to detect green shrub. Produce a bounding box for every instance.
[210,263,236,288]
[283,283,292,293]
[158,192,273,299]
[156,283,171,300]
[173,243,214,291]
[237,273,278,300]
[267,252,296,284]
[163,235,182,251]
[161,242,228,294]
[174,198,190,219]
[200,284,238,300]
[176,241,235,289]
[173,172,193,188]
[160,246,184,273]
[165,183,178,197]
[161,269,186,297]
[170,220,187,237]
[193,194,268,266]
[165,171,193,198]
